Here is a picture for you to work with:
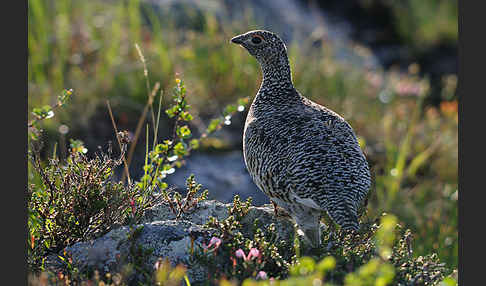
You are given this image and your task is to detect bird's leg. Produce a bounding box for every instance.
[293,208,322,257]
[271,200,279,216]
[270,200,291,218]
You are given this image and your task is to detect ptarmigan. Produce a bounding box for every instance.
[231,30,371,247]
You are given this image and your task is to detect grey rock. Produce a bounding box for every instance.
[64,227,129,274]
[59,200,296,284]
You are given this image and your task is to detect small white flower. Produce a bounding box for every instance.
[45,111,55,119]
[167,155,178,162]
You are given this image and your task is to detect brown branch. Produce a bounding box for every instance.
[122,82,160,183]
[106,100,132,185]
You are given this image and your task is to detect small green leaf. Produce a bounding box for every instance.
[180,112,193,121]
[158,182,168,190]
[69,139,88,154]
[174,142,187,156]
[207,118,222,133]
[166,106,179,118]
[223,104,237,116]
[177,125,192,139]
[155,143,169,153]
[237,97,249,106]
[32,105,54,120]
[189,139,199,150]
[58,89,73,105]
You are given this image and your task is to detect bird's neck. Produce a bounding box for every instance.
[260,52,293,88]
[254,53,300,105]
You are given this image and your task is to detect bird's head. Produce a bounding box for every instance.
[230,30,288,64]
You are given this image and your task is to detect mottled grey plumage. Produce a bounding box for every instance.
[231,30,371,247]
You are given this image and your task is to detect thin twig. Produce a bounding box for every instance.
[28,89,73,128]
[106,100,132,185]
[28,101,64,128]
[153,89,164,150]
[122,82,160,183]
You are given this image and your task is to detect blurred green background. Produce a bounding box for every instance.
[28,0,457,268]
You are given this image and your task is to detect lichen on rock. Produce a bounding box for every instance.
[58,200,295,284]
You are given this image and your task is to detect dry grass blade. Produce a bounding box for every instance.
[106,100,132,185]
[122,43,161,183]
[122,81,160,183]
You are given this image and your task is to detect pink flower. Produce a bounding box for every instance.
[235,249,246,260]
[256,271,268,280]
[248,248,260,260]
[208,237,222,249]
[203,237,222,252]
[235,248,261,261]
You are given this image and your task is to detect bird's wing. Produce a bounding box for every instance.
[285,104,370,209]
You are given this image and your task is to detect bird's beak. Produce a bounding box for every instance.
[230,35,245,45]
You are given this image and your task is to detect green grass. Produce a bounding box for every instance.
[28,0,458,271]
[389,0,458,51]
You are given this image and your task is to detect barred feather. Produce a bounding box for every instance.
[232,30,371,247]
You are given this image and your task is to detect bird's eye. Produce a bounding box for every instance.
[251,36,263,45]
